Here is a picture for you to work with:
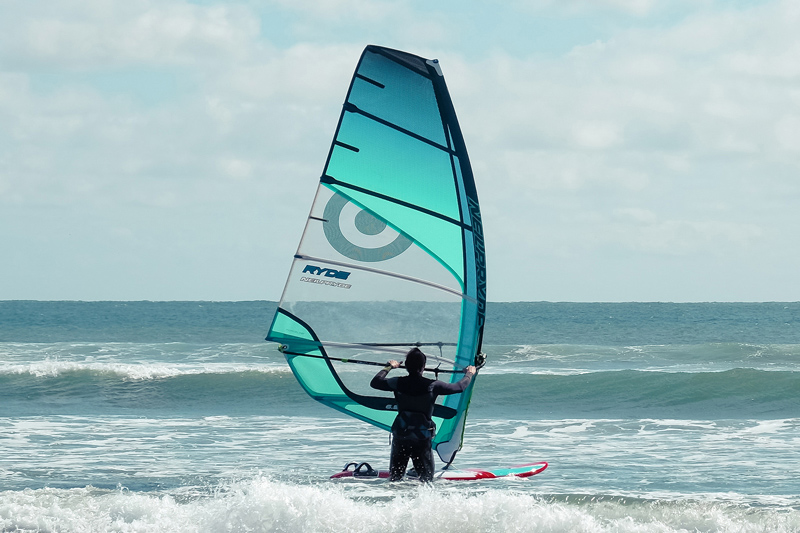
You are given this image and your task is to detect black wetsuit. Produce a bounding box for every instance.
[370,369,473,482]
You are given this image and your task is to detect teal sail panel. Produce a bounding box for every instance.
[266,45,486,464]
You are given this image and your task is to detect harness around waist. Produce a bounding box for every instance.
[392,411,436,441]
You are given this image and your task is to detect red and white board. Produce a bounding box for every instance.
[331,461,548,481]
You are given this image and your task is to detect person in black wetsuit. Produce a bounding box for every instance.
[370,347,476,482]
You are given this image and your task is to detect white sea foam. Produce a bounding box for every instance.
[485,343,800,374]
[3,415,800,530]
[1,478,800,533]
[741,419,789,434]
[0,360,291,379]
[547,421,595,434]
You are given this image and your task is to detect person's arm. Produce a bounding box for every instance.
[432,366,476,395]
[370,360,400,391]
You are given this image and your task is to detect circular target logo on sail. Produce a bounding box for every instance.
[322,194,413,262]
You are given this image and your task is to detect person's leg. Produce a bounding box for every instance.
[389,439,411,481]
[409,439,435,482]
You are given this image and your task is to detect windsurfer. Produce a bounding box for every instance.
[370,347,476,482]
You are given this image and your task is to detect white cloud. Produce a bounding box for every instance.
[220,42,359,102]
[572,121,624,149]
[0,0,260,68]
[613,207,658,225]
[775,116,800,152]
[456,0,800,194]
[218,157,254,181]
[608,211,764,256]
[265,0,454,51]
[489,150,650,193]
[2,0,800,300]
[510,0,663,16]
[449,1,800,299]
[269,0,399,23]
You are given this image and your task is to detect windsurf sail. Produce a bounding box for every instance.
[266,45,486,465]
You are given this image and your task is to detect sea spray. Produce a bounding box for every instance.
[3,479,800,533]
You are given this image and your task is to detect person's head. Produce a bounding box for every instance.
[405,348,426,374]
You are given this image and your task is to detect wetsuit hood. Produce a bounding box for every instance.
[405,348,426,374]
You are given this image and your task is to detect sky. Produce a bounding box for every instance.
[2,0,799,302]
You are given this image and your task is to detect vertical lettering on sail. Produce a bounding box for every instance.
[468,196,486,330]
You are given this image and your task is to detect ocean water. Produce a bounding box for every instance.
[1,300,800,532]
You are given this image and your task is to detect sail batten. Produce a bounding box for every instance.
[266,45,485,464]
[294,253,473,300]
[342,102,456,155]
[320,175,468,229]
